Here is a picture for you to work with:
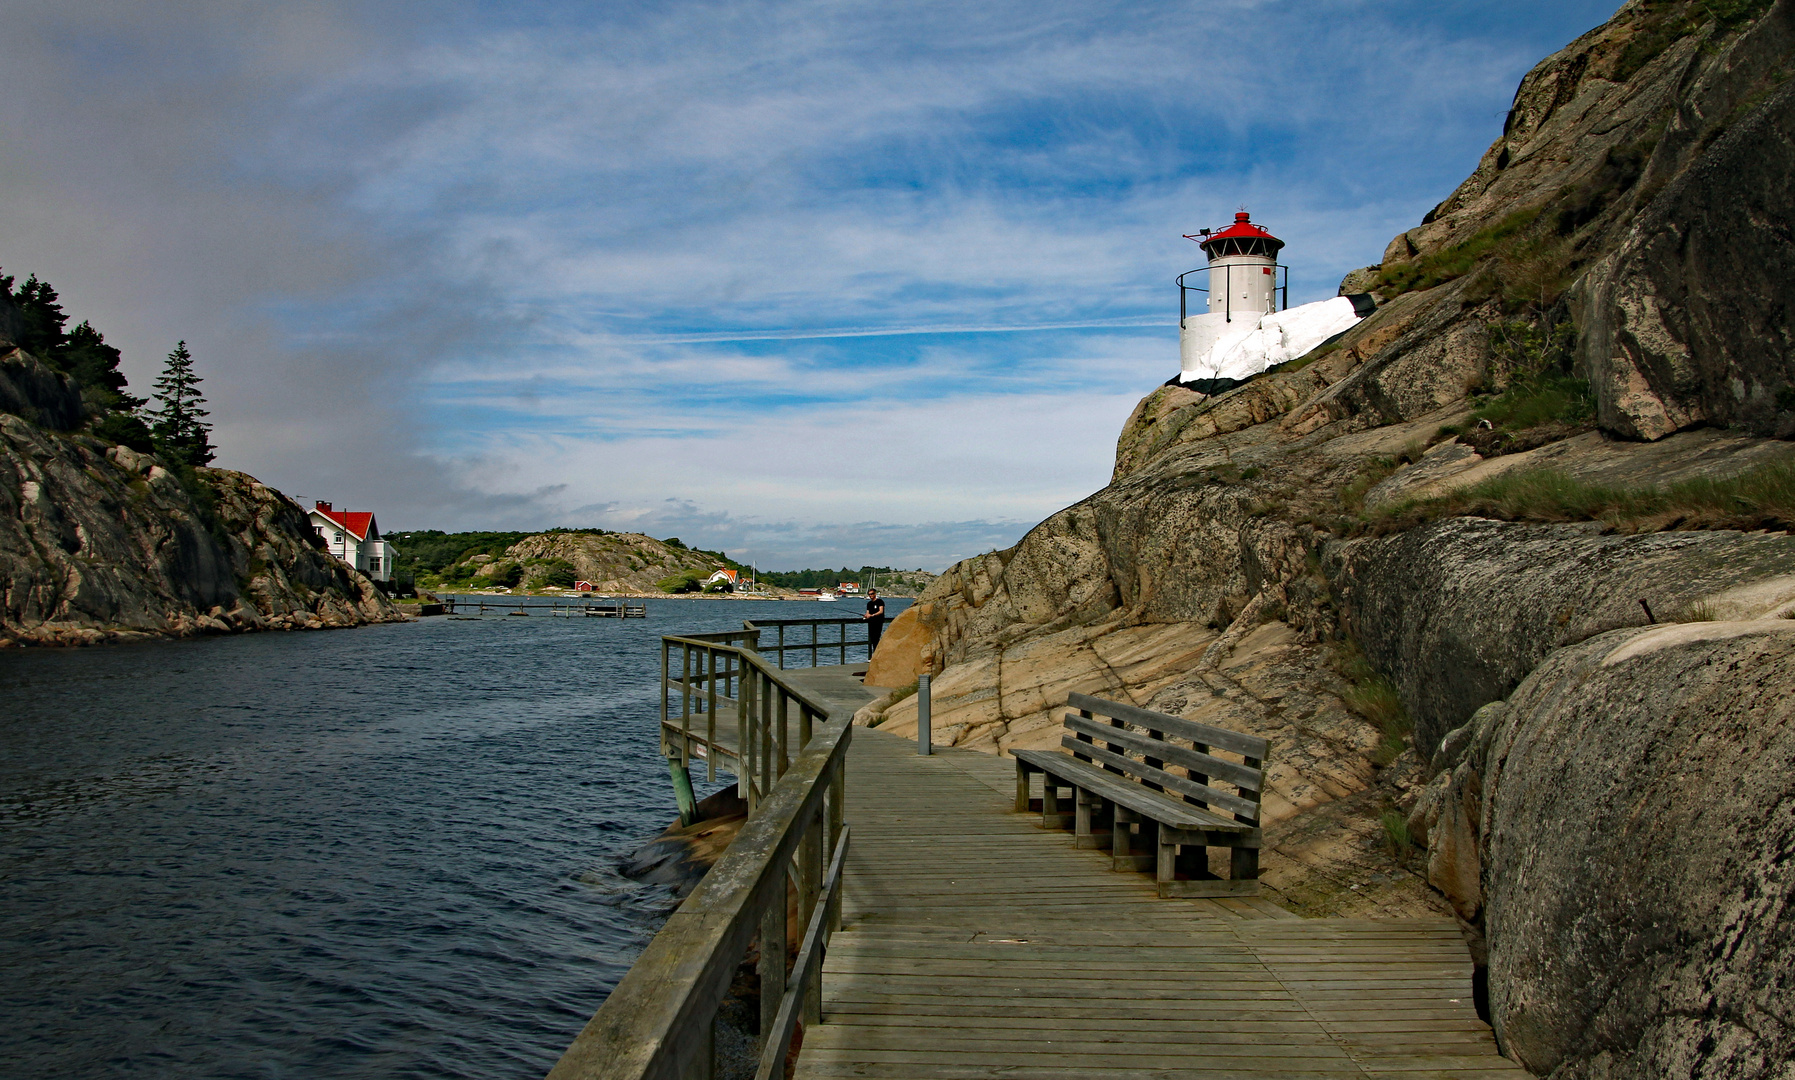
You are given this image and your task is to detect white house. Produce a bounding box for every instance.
[308,501,397,582]
[703,568,739,590]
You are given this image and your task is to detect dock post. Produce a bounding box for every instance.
[668,756,698,827]
[917,673,932,756]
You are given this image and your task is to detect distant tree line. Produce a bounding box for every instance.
[2,270,216,467]
[756,566,920,589]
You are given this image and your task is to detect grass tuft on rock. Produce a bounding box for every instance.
[1377,460,1795,535]
[1380,810,1414,863]
[1337,644,1413,767]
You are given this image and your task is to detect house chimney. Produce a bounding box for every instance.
[316,501,332,513]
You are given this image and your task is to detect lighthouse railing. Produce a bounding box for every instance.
[1178,264,1289,325]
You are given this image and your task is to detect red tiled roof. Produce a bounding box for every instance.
[314,506,374,541]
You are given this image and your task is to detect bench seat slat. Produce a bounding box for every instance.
[1061,737,1262,821]
[1063,713,1264,792]
[1068,691,1268,759]
[1012,749,1251,833]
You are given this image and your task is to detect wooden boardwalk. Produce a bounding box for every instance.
[797,728,1528,1079]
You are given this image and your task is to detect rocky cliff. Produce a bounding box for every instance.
[861,2,1795,1075]
[439,531,733,594]
[1,310,401,646]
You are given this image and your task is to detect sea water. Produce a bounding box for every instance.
[0,597,903,1079]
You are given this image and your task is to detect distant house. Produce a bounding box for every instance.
[308,501,397,582]
[837,582,861,594]
[704,569,739,590]
[574,580,596,592]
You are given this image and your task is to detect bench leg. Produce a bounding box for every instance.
[1014,760,1031,814]
[1041,780,1072,830]
[1111,807,1152,872]
[1075,788,1112,850]
[1230,844,1259,883]
[1157,822,1176,888]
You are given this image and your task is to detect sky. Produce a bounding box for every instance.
[0,0,1622,570]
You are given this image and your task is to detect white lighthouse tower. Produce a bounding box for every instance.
[1178,210,1286,381]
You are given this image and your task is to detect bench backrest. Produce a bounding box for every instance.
[1062,692,1268,828]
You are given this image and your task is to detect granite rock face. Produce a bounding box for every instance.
[0,348,83,431]
[1569,6,1795,439]
[1475,623,1795,1078]
[1338,518,1795,759]
[0,412,401,645]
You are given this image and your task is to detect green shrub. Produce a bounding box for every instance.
[91,411,155,453]
[528,559,578,589]
[658,569,705,593]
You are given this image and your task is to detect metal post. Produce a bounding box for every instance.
[668,755,698,827]
[917,673,932,756]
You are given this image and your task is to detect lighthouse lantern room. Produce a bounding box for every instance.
[1178,210,1288,379]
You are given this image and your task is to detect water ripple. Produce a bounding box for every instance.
[0,598,845,1079]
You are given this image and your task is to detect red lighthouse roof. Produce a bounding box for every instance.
[1194,210,1284,258]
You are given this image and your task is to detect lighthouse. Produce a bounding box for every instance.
[1178,210,1287,380]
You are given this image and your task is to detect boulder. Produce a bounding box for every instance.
[863,603,926,687]
[1476,621,1795,1077]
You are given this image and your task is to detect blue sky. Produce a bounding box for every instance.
[1,0,1620,569]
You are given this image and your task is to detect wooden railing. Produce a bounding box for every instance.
[742,617,877,669]
[550,709,852,1080]
[660,631,837,811]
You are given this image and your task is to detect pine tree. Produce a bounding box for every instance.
[149,341,215,467]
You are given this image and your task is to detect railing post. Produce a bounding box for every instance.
[778,624,786,669]
[737,652,753,810]
[827,761,845,934]
[757,875,787,1066]
[760,672,774,798]
[799,705,814,751]
[680,646,692,762]
[917,672,932,756]
[776,688,790,777]
[839,621,846,665]
[659,640,670,756]
[799,810,823,1026]
[705,648,718,782]
[810,623,818,668]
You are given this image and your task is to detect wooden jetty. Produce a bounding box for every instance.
[547,621,1528,1080]
[441,597,647,617]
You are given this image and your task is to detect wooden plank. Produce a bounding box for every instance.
[1067,691,1270,758]
[1060,738,1264,820]
[1014,749,1255,829]
[1064,713,1265,791]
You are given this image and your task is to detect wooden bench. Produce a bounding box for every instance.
[1012,692,1269,898]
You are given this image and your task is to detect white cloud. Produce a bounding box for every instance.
[1,0,1623,566]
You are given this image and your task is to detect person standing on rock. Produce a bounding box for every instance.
[863,589,886,653]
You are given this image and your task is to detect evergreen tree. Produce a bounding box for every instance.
[61,321,144,412]
[2,270,144,415]
[4,273,69,357]
[149,341,215,466]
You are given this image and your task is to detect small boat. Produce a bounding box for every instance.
[816,591,839,602]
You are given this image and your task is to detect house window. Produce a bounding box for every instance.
[369,557,381,572]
